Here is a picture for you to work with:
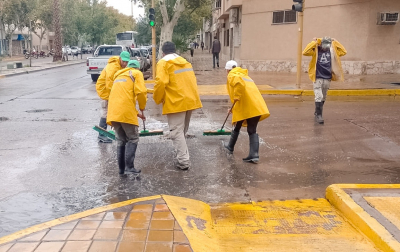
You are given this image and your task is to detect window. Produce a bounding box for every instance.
[224,29,230,47]
[116,33,133,41]
[272,10,297,24]
[97,47,122,56]
[215,0,221,9]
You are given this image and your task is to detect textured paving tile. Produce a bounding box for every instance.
[61,241,92,252]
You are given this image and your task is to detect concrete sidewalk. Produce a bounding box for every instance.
[0,57,86,78]
[178,49,400,96]
[1,184,399,252]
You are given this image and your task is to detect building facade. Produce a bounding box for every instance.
[212,0,400,74]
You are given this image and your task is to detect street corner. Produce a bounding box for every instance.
[326,184,400,252]
[163,195,379,252]
[0,195,195,252]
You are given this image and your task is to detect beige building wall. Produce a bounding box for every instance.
[219,0,400,74]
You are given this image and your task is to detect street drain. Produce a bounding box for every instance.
[0,117,9,121]
[26,109,53,113]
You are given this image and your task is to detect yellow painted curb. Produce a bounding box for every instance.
[259,89,303,96]
[0,195,161,245]
[326,184,400,252]
[327,89,398,96]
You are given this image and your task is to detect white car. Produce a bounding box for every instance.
[70,46,81,55]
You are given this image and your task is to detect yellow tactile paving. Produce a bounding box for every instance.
[164,195,379,252]
[364,197,400,231]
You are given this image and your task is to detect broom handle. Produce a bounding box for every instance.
[142,111,146,132]
[220,100,237,131]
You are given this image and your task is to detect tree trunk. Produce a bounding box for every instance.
[52,0,62,61]
[8,38,12,57]
[158,23,173,59]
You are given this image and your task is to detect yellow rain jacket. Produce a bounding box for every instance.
[227,67,270,126]
[154,54,202,114]
[96,56,122,100]
[302,38,347,82]
[106,68,147,126]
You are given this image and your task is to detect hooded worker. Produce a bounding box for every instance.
[95,51,131,143]
[303,37,347,124]
[153,41,202,170]
[107,60,147,175]
[223,60,270,164]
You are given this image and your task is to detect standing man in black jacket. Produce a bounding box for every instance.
[211,36,221,68]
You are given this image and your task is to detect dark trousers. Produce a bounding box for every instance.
[213,53,219,67]
[234,116,261,135]
[190,49,194,57]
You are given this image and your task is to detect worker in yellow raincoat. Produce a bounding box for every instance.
[95,51,130,143]
[107,60,147,175]
[303,37,347,124]
[153,41,202,170]
[223,60,270,164]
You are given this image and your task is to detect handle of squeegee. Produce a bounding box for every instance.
[220,100,237,131]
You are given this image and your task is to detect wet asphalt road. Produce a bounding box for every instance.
[0,64,399,236]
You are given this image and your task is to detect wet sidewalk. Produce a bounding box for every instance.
[1,184,399,252]
[0,57,86,78]
[178,49,400,95]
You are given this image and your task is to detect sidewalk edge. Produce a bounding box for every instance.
[0,195,161,245]
[0,61,85,78]
[326,184,400,252]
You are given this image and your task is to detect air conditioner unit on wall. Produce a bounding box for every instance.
[377,12,399,25]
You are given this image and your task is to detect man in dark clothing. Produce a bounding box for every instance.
[211,36,221,68]
[201,41,204,51]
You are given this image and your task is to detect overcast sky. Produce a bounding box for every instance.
[106,0,145,19]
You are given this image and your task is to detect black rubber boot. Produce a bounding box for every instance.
[125,142,141,174]
[315,102,324,124]
[243,133,259,163]
[98,118,112,143]
[117,145,125,175]
[224,130,239,154]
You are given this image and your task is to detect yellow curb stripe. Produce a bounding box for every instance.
[327,89,398,96]
[259,90,303,95]
[0,195,161,245]
[326,185,400,252]
[332,184,400,189]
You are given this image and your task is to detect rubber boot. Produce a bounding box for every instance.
[224,130,239,154]
[98,118,112,143]
[125,142,141,174]
[243,133,259,163]
[117,145,125,175]
[315,102,324,124]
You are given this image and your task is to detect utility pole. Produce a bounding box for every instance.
[151,0,156,80]
[293,0,304,89]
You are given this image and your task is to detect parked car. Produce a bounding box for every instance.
[62,46,72,55]
[140,48,151,66]
[82,45,93,54]
[70,46,81,55]
[87,45,150,82]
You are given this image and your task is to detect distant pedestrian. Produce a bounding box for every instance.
[303,37,347,124]
[189,41,195,60]
[223,61,270,164]
[211,36,221,68]
[96,51,130,143]
[201,41,204,51]
[107,60,147,175]
[153,41,203,170]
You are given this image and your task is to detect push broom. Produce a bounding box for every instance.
[203,101,237,136]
